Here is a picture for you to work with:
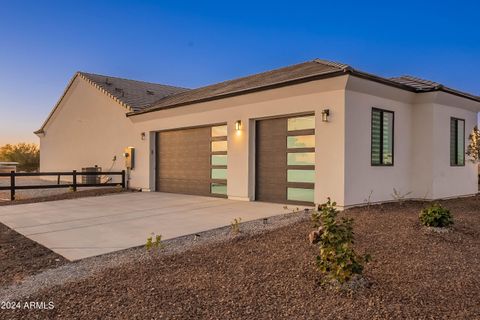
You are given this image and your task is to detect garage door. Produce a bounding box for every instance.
[156,124,228,197]
[256,115,315,204]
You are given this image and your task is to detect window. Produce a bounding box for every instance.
[450,118,465,166]
[211,140,227,152]
[286,115,315,203]
[287,152,315,166]
[371,108,394,166]
[211,125,228,137]
[287,135,315,148]
[287,116,315,131]
[287,188,314,202]
[210,125,227,196]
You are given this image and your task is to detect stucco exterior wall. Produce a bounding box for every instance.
[39,73,479,207]
[430,101,477,198]
[344,79,479,207]
[39,77,144,185]
[344,79,415,206]
[131,76,348,205]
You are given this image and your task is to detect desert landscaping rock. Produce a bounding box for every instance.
[1,196,480,319]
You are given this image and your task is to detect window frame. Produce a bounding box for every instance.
[371,107,395,167]
[450,117,465,167]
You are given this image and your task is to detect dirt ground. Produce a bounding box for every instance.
[0,223,68,287]
[2,196,480,319]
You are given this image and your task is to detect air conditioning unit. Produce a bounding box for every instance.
[82,166,101,184]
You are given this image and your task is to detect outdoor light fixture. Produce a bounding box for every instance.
[140,132,146,140]
[321,109,330,122]
[235,120,242,131]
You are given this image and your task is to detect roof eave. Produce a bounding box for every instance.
[78,73,134,112]
[127,70,349,117]
[128,64,480,118]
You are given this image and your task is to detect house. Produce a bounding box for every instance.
[35,59,480,207]
[0,162,19,173]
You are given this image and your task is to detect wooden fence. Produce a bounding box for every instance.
[0,170,126,201]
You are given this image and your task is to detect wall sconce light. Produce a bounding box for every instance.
[321,109,330,122]
[235,120,242,131]
[140,132,146,140]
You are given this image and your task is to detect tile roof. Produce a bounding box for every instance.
[129,59,479,115]
[389,75,442,91]
[78,72,189,112]
[135,59,348,113]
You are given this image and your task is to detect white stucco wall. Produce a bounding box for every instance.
[430,100,478,199]
[344,78,416,206]
[131,76,348,205]
[39,73,479,207]
[38,76,145,186]
[344,78,479,206]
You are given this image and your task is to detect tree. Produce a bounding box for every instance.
[0,143,40,172]
[466,126,480,163]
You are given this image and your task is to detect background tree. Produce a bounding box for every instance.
[466,125,480,163]
[0,143,40,172]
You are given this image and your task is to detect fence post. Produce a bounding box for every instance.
[10,170,15,201]
[57,174,61,185]
[72,170,77,192]
[121,170,126,189]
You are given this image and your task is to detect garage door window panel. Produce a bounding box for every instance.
[287,188,314,203]
[210,125,228,196]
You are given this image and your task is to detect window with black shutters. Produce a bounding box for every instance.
[371,108,394,166]
[450,118,465,166]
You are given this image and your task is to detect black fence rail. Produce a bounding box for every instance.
[0,170,126,201]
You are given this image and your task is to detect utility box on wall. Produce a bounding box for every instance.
[124,147,135,170]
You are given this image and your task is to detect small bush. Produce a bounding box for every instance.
[146,233,164,250]
[315,198,370,284]
[311,210,320,228]
[419,203,453,228]
[230,217,241,234]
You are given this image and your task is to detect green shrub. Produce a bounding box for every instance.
[315,198,370,284]
[311,210,320,228]
[419,203,453,228]
[146,233,164,250]
[230,217,242,234]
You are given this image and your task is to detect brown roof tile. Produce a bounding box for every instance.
[139,59,348,113]
[129,59,479,115]
[79,72,189,111]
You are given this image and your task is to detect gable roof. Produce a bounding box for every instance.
[35,72,188,134]
[79,72,189,112]
[389,75,442,91]
[129,59,480,116]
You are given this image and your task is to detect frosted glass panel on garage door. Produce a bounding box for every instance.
[287,135,315,148]
[287,152,315,166]
[287,188,314,202]
[287,115,315,131]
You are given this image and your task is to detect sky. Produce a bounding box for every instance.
[0,0,479,145]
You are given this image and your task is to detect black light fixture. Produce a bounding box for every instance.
[235,120,242,131]
[321,109,330,122]
[140,132,146,140]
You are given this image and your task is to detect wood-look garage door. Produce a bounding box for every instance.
[256,115,315,205]
[156,125,228,197]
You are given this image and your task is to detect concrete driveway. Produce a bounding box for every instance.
[0,192,302,260]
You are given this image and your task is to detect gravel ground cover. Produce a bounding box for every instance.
[1,196,480,319]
